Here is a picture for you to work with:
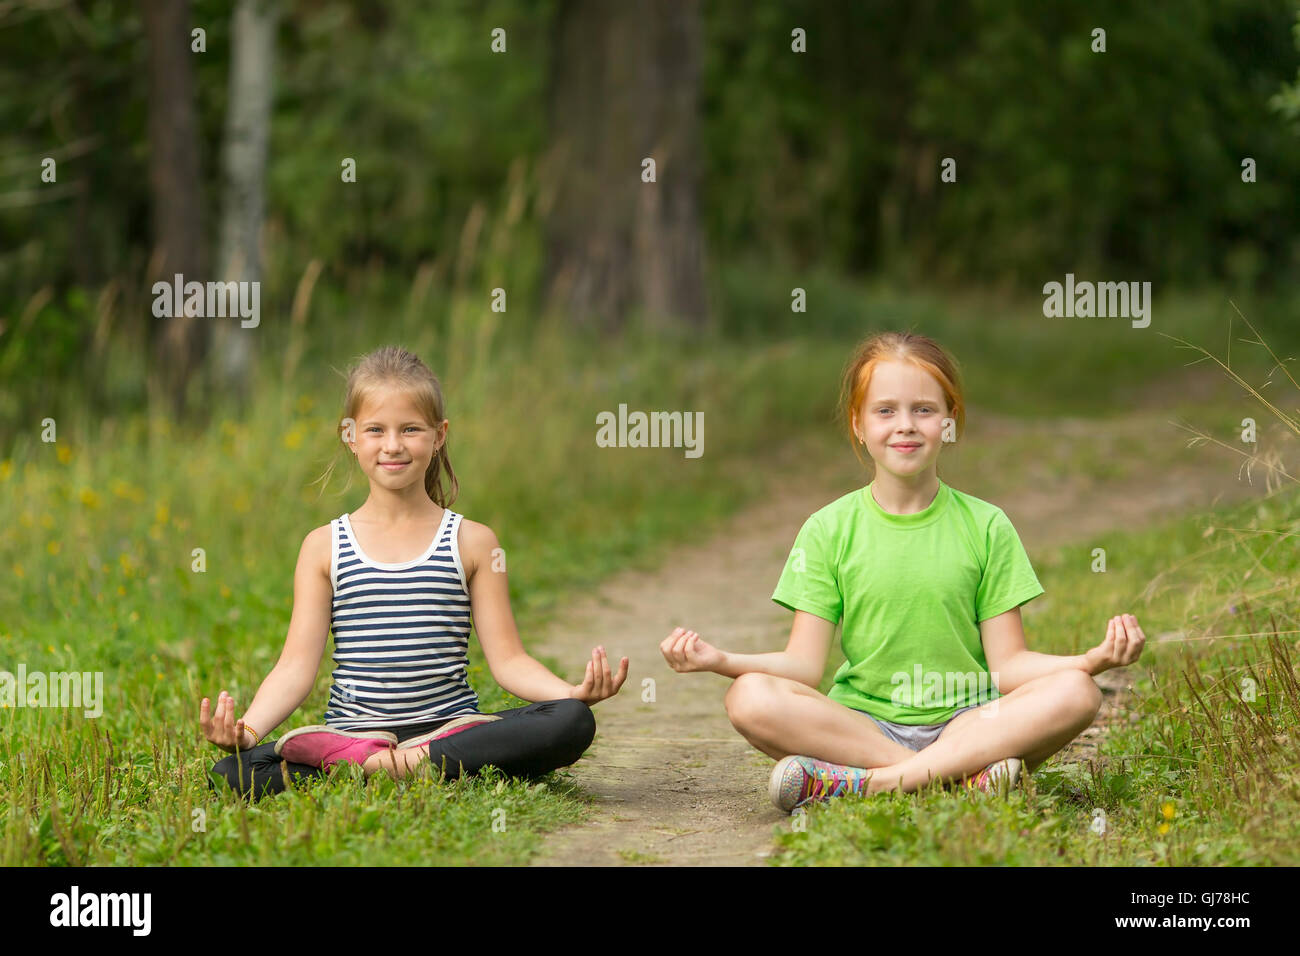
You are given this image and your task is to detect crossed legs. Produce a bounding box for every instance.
[209,699,596,801]
[362,698,596,782]
[725,669,1102,795]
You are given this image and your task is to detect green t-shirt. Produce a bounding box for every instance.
[771,478,1044,725]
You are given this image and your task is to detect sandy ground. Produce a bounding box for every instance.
[528,390,1282,866]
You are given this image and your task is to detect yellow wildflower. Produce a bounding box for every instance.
[56,445,72,464]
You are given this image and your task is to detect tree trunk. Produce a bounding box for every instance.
[210,0,279,413]
[544,0,707,332]
[143,0,207,421]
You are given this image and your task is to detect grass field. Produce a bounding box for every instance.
[2,279,1296,865]
[774,478,1300,865]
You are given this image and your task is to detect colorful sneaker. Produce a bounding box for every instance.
[769,755,874,813]
[960,757,1022,796]
[274,726,398,770]
[395,714,503,750]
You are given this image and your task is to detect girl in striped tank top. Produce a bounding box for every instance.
[203,346,628,800]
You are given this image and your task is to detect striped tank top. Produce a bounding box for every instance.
[324,508,480,729]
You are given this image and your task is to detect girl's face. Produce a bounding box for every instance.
[349,387,447,491]
[852,360,950,481]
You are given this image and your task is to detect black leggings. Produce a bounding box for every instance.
[208,698,596,802]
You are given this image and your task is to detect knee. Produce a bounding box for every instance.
[208,750,277,800]
[208,754,245,794]
[549,697,596,753]
[724,672,778,731]
[1053,669,1103,723]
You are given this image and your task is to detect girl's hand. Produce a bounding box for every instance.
[199,690,256,753]
[660,627,727,674]
[1085,614,1146,675]
[568,646,630,705]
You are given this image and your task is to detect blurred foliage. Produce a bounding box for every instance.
[1,0,1299,433]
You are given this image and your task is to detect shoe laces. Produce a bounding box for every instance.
[806,758,870,799]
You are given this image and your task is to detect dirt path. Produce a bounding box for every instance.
[529,388,1281,866]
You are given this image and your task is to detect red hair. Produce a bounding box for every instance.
[838,331,966,468]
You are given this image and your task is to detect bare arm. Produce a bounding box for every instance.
[199,526,333,750]
[463,519,627,704]
[981,607,1146,694]
[661,609,834,688]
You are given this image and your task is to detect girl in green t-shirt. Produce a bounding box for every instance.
[659,330,1146,813]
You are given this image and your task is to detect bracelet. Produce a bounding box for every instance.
[241,722,260,745]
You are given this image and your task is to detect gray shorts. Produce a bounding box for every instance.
[860,702,982,752]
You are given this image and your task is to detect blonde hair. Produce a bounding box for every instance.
[318,345,459,507]
[838,330,966,469]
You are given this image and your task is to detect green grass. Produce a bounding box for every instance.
[7,745,589,867]
[0,324,845,865]
[717,262,1300,420]
[772,477,1300,866]
[2,275,1296,865]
